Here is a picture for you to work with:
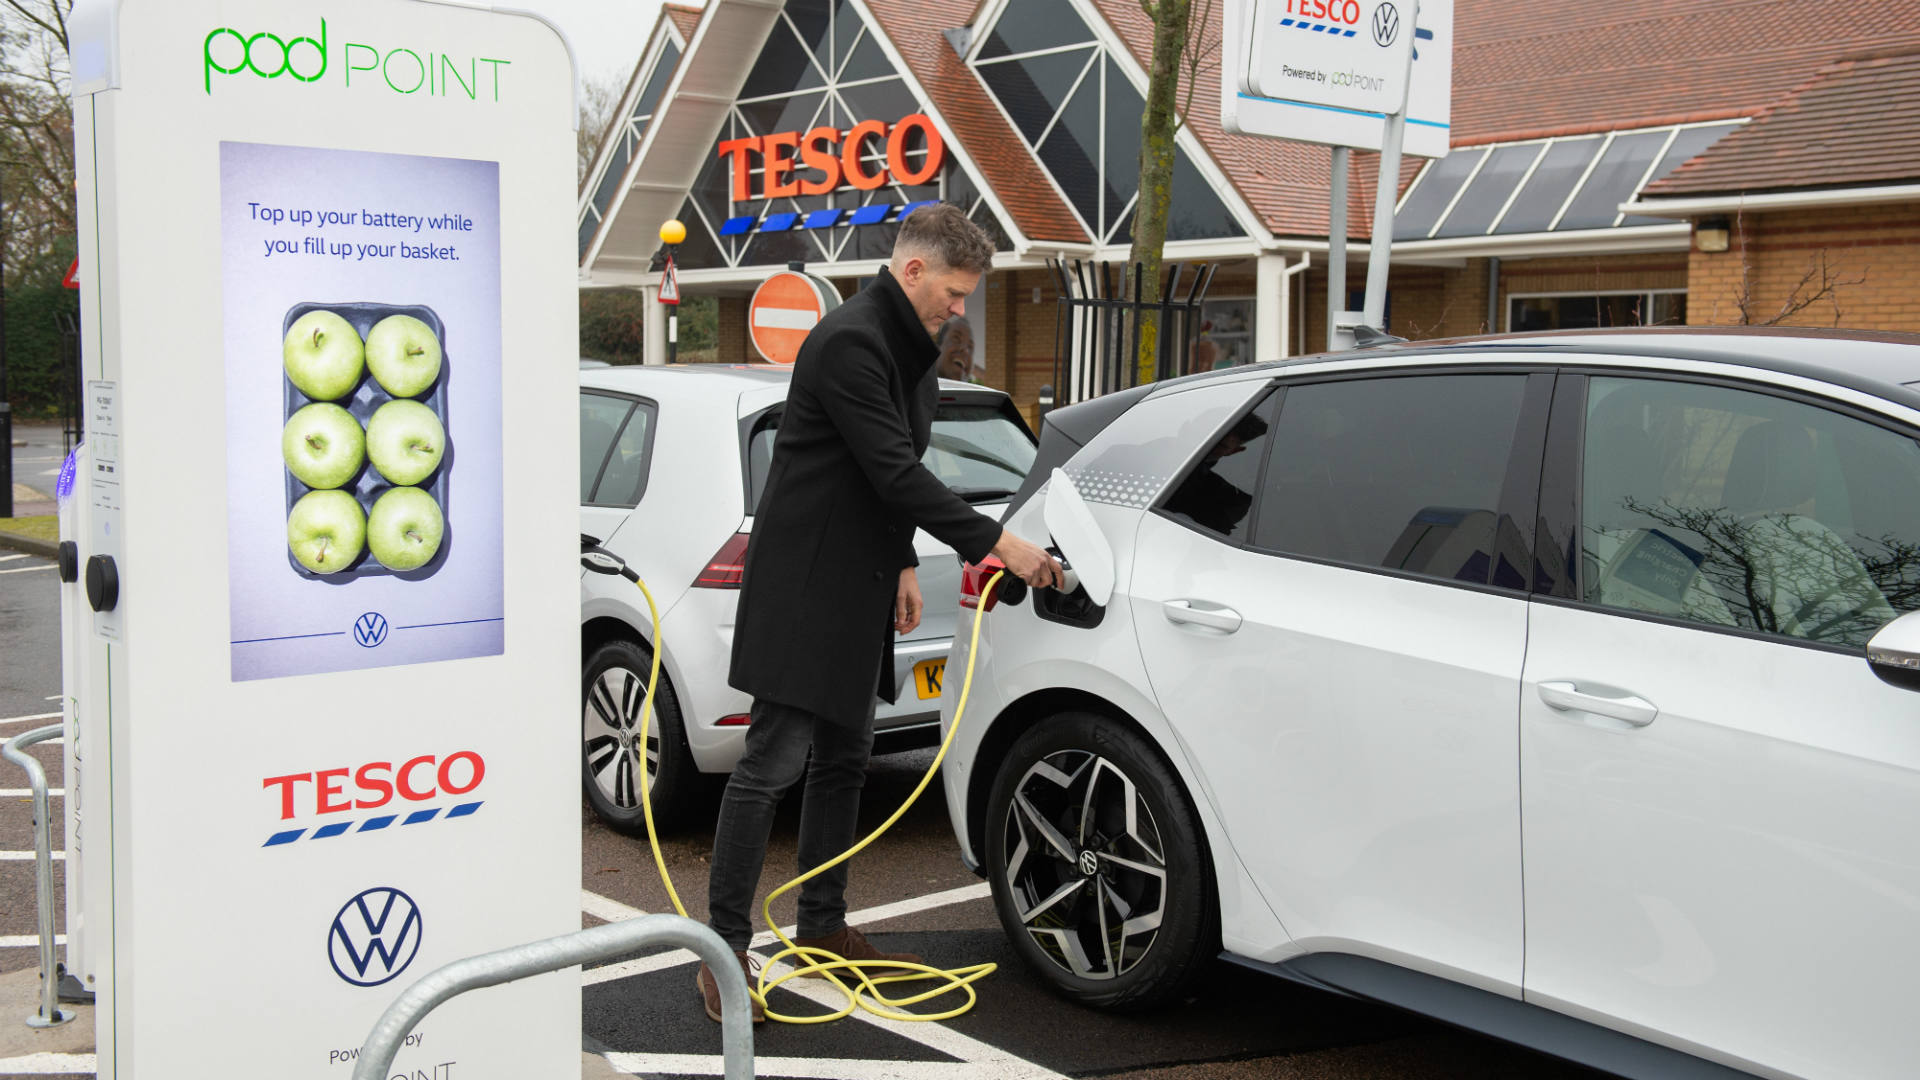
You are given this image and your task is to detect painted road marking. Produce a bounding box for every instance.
[606,1056,1063,1079]
[0,713,61,726]
[0,565,56,575]
[0,1053,94,1075]
[0,790,64,798]
[0,852,63,861]
[581,889,645,923]
[0,935,66,947]
[0,553,29,563]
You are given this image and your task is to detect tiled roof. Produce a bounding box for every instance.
[864,0,1088,244]
[1643,52,1920,196]
[665,4,704,43]
[1452,0,1920,145]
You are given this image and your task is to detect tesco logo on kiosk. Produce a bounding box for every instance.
[260,751,486,846]
[719,113,946,201]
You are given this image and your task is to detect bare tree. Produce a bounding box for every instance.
[1729,208,1868,327]
[1127,0,1220,384]
[0,0,76,283]
[578,72,628,189]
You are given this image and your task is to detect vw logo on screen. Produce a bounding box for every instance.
[353,611,390,648]
[1371,1,1400,46]
[328,886,423,987]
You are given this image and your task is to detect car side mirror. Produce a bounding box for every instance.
[1044,468,1115,607]
[1866,610,1920,692]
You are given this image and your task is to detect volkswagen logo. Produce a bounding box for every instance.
[328,886,423,987]
[1371,2,1400,46]
[1078,850,1100,877]
[353,611,390,648]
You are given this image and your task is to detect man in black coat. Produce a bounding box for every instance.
[696,205,1062,1023]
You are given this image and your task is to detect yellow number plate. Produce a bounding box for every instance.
[913,658,947,700]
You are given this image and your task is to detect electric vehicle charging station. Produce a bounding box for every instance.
[66,2,579,1075]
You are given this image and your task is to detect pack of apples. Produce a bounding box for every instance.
[280,303,451,578]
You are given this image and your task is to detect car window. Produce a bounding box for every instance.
[580,392,631,502]
[1579,376,1920,648]
[592,400,657,508]
[744,400,1036,511]
[1158,391,1280,544]
[1252,374,1530,585]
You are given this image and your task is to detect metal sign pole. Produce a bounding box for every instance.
[1361,0,1421,333]
[1327,147,1350,352]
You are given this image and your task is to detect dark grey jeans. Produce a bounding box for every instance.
[706,698,874,950]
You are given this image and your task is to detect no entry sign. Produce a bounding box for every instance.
[749,270,841,364]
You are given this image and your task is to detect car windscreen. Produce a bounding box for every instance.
[745,400,1037,512]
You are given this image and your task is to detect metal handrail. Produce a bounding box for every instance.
[352,913,754,1080]
[1,724,74,1028]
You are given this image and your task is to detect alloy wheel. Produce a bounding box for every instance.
[583,665,661,810]
[1000,748,1168,980]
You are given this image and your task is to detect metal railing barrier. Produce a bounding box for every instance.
[1,724,75,1028]
[352,913,754,1080]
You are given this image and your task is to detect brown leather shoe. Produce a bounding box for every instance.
[788,925,922,977]
[696,950,764,1023]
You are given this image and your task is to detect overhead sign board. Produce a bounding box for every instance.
[67,0,579,1075]
[1221,0,1454,158]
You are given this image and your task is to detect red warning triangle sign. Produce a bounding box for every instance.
[659,257,680,305]
[62,257,79,290]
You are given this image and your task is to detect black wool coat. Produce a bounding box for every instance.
[728,268,1004,725]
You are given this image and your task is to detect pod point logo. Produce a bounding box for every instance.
[354,612,389,648]
[328,886,423,988]
[1371,2,1401,47]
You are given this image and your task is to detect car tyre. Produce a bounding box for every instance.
[583,638,695,833]
[985,711,1218,1010]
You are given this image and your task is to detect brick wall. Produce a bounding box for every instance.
[1686,204,1920,330]
[717,296,748,363]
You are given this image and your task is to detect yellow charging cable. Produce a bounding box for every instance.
[624,568,1006,1023]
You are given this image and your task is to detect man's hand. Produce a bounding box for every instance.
[895,567,923,635]
[992,530,1065,590]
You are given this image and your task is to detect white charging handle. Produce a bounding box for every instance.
[1044,468,1115,607]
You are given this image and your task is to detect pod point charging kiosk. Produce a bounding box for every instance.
[67,2,579,1074]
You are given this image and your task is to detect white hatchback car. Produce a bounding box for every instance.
[580,364,1033,829]
[941,328,1920,1080]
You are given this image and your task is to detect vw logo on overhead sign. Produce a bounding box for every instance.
[1371,1,1401,46]
[328,886,423,987]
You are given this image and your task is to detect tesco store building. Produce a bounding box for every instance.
[578,0,1920,422]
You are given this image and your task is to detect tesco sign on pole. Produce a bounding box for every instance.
[1222,0,1454,158]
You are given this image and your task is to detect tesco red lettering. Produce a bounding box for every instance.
[720,114,946,201]
[262,751,487,820]
[1287,0,1361,23]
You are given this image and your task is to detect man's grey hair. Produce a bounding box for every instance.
[891,203,994,275]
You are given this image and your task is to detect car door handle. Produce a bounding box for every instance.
[1162,600,1242,633]
[1537,680,1659,727]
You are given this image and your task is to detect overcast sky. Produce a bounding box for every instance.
[520,0,673,89]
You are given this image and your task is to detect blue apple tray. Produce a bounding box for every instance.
[281,301,453,582]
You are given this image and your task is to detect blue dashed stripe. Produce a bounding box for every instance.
[1279,17,1356,36]
[262,802,482,847]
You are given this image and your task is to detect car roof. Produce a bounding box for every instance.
[1171,326,1920,412]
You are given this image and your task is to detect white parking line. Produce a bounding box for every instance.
[0,713,61,726]
[581,889,645,923]
[605,1056,1059,1079]
[0,553,29,563]
[0,935,66,947]
[0,1053,94,1075]
[0,852,63,861]
[0,565,55,575]
[0,790,64,798]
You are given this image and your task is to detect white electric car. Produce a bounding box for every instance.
[941,327,1920,1080]
[580,364,1034,830]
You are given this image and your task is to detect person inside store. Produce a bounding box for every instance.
[936,315,974,382]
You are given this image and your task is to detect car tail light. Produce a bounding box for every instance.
[693,532,750,589]
[960,556,1010,612]
[716,713,751,727]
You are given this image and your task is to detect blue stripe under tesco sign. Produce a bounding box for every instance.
[720,200,940,237]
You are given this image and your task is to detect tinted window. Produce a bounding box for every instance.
[746,400,1036,511]
[1160,391,1279,544]
[1580,377,1920,647]
[580,392,631,501]
[1496,137,1600,234]
[1253,375,1529,585]
[593,401,657,507]
[1556,131,1667,230]
[1393,148,1486,240]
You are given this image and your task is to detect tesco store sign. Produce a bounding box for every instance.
[718,113,946,201]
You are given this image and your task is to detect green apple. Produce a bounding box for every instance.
[282,403,366,490]
[365,399,446,485]
[365,314,443,398]
[367,486,445,571]
[283,310,365,401]
[287,489,366,574]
